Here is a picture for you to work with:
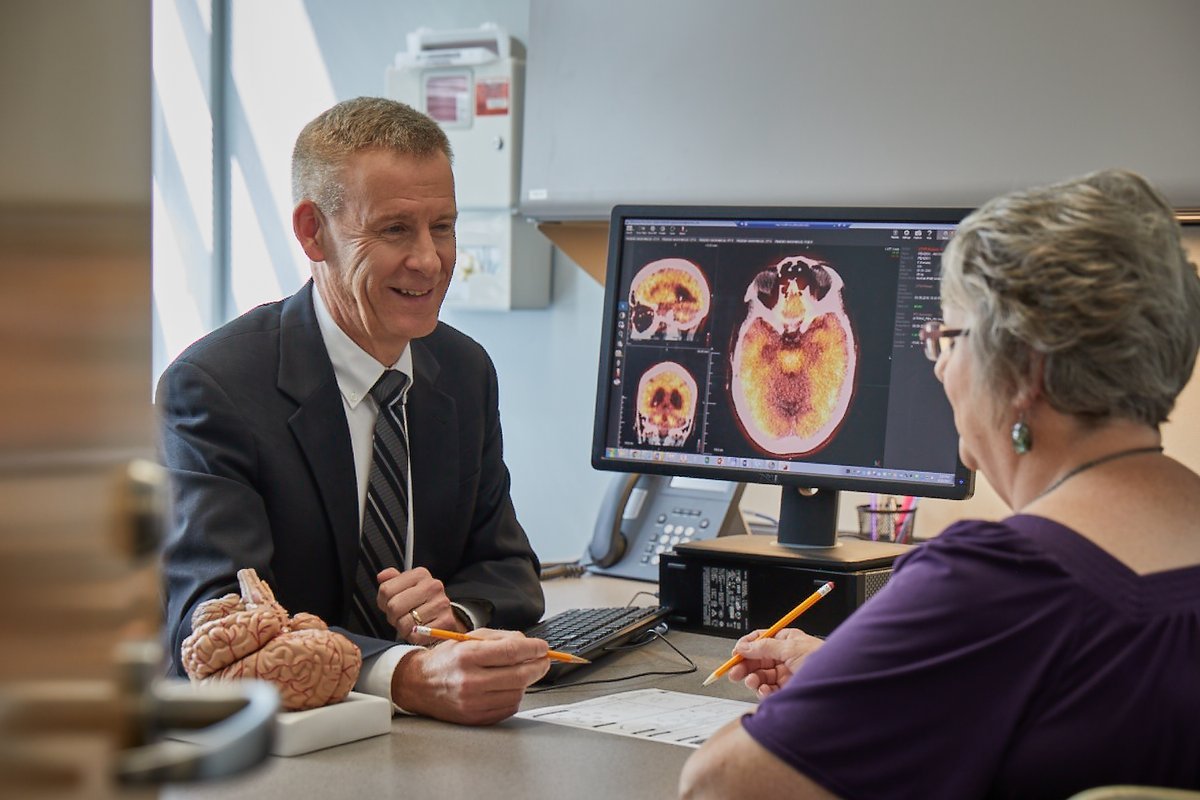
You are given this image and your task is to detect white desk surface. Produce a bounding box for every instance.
[163,575,752,800]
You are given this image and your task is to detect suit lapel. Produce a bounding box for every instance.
[277,282,360,601]
[408,337,459,567]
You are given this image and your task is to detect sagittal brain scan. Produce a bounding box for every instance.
[730,255,858,456]
[635,361,698,447]
[628,258,711,341]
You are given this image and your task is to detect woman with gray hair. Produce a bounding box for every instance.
[680,170,1200,799]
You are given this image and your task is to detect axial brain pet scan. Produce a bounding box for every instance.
[730,255,858,456]
[635,361,699,447]
[629,258,711,340]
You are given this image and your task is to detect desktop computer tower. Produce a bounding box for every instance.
[658,535,907,639]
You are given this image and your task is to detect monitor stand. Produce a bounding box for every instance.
[674,486,911,570]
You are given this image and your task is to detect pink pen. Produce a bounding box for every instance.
[896,495,917,543]
[870,493,879,540]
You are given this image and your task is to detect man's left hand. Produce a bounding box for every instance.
[376,567,465,642]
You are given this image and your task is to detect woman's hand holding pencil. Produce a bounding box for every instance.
[700,582,835,695]
[725,628,826,698]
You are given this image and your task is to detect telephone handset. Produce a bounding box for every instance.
[588,473,747,582]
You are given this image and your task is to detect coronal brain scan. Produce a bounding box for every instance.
[730,255,858,456]
[628,258,711,340]
[635,361,699,447]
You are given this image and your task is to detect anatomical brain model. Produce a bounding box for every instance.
[628,258,711,341]
[635,361,698,447]
[730,255,857,456]
[180,569,362,711]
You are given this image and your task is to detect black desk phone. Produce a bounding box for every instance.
[587,473,747,582]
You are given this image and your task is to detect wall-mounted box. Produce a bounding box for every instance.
[449,209,550,310]
[386,24,550,309]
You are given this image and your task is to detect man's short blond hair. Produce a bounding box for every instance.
[291,96,452,214]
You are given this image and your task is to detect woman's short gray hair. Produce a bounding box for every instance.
[291,96,452,214]
[940,168,1200,427]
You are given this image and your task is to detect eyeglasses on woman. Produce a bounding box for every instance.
[919,320,969,362]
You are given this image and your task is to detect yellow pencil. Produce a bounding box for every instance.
[701,581,835,687]
[413,625,591,665]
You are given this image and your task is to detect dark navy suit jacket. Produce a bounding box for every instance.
[157,281,543,673]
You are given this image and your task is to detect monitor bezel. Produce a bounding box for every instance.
[590,203,976,502]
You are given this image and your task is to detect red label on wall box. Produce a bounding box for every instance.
[476,78,510,116]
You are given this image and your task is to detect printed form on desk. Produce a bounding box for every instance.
[516,688,756,748]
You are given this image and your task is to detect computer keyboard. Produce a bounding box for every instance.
[525,605,671,683]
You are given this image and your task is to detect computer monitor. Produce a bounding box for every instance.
[591,205,975,550]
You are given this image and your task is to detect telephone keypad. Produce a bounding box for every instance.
[638,504,721,566]
[594,476,745,581]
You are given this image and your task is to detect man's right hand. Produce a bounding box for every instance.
[390,628,551,725]
[725,627,824,699]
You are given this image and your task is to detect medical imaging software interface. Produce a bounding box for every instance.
[597,212,968,493]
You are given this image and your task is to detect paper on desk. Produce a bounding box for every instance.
[516,688,755,749]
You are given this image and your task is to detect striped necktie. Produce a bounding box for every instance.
[349,369,411,639]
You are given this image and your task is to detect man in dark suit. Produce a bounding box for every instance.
[158,97,549,725]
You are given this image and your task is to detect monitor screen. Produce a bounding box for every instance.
[591,205,975,547]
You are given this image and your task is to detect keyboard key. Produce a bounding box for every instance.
[524,605,670,683]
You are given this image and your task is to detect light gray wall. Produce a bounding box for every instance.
[521,0,1200,219]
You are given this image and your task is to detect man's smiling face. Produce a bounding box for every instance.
[311,148,457,365]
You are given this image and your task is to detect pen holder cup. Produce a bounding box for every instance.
[856,505,917,543]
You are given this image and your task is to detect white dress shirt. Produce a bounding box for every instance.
[312,287,418,706]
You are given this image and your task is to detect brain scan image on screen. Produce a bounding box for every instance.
[729,255,858,456]
[628,258,712,341]
[635,361,699,447]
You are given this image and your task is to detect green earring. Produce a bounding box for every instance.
[1011,417,1032,455]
